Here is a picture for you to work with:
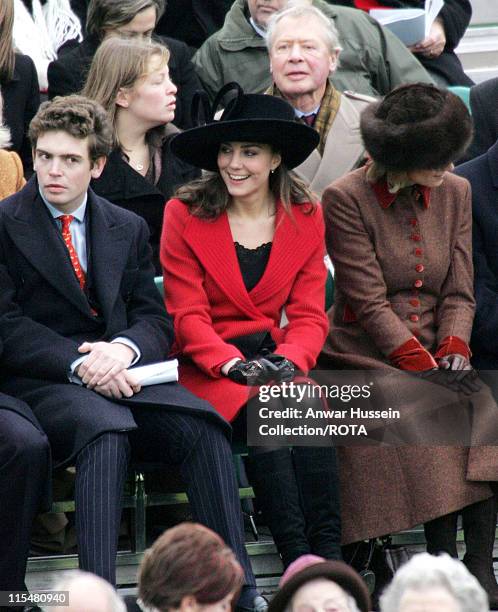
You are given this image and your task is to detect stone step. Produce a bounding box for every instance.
[456,25,498,84]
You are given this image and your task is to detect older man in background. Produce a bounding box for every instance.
[193,0,434,102]
[267,3,372,196]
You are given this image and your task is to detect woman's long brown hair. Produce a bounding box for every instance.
[0,0,15,83]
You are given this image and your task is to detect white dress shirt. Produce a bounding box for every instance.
[39,188,141,382]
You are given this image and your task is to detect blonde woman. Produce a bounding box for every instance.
[82,37,199,271]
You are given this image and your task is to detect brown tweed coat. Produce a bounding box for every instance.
[321,166,497,544]
[0,149,25,200]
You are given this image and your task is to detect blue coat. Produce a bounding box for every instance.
[456,141,498,368]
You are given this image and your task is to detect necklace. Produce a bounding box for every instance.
[127,144,148,172]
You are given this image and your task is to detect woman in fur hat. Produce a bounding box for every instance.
[160,83,343,577]
[320,82,498,605]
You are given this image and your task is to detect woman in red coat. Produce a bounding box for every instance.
[161,84,342,569]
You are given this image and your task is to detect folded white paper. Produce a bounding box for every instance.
[370,0,443,46]
[130,359,179,386]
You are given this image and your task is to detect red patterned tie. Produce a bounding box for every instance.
[302,113,316,127]
[59,214,86,290]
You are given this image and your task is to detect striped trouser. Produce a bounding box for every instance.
[75,410,255,588]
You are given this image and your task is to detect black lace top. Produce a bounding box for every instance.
[234,241,272,292]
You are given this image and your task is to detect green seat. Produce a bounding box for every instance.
[447,86,471,114]
[154,275,164,297]
[324,255,335,310]
[325,268,335,311]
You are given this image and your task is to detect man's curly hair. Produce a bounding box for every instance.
[29,95,113,163]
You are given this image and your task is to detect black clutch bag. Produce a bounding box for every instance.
[225,331,276,359]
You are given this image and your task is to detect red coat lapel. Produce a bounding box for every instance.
[183,210,263,319]
[183,202,317,316]
[249,205,302,303]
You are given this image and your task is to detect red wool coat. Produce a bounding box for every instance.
[161,198,328,422]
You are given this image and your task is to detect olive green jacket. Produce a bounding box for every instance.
[193,0,434,101]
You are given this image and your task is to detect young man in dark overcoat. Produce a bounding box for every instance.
[0,94,265,612]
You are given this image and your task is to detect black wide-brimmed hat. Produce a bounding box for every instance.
[170,82,319,171]
[360,82,473,171]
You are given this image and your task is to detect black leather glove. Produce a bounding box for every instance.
[416,368,480,396]
[259,351,296,382]
[227,354,295,386]
[227,357,279,386]
[438,354,481,395]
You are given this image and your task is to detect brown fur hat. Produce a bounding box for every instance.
[360,83,472,171]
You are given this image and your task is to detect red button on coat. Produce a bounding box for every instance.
[410,314,419,322]
[414,248,423,257]
[415,264,425,272]
[414,279,423,288]
[410,299,420,307]
[409,218,418,226]
[411,235,422,242]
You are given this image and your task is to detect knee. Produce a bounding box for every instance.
[192,419,232,459]
[0,418,49,469]
[78,431,130,466]
[199,419,230,446]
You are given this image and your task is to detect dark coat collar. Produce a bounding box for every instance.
[79,34,100,56]
[92,124,194,202]
[11,56,21,83]
[486,139,498,189]
[371,177,431,209]
[10,52,33,83]
[4,177,132,326]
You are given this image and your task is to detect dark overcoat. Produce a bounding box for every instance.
[156,0,232,50]
[0,384,43,431]
[0,178,227,467]
[2,53,40,174]
[65,0,232,46]
[456,140,498,368]
[320,166,497,544]
[460,78,498,162]
[90,125,200,272]
[47,34,202,130]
